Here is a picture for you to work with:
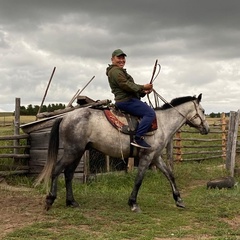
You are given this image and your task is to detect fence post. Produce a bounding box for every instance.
[127,157,134,172]
[14,98,20,159]
[221,112,227,160]
[105,155,110,172]
[166,139,174,171]
[83,150,90,183]
[175,130,182,162]
[226,110,240,177]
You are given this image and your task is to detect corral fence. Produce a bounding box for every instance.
[167,110,240,177]
[0,98,30,176]
[0,98,240,179]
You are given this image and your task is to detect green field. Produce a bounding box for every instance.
[1,162,240,240]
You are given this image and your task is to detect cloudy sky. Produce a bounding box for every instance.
[0,0,239,114]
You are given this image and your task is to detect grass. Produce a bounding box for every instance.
[1,160,240,240]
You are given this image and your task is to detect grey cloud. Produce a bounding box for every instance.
[0,0,240,113]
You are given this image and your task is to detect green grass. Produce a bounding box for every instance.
[2,160,240,240]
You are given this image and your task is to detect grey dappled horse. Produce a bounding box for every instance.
[36,94,209,212]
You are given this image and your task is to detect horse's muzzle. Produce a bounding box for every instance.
[200,125,210,135]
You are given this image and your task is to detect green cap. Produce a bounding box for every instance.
[112,49,127,57]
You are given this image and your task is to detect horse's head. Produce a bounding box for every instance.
[186,94,210,135]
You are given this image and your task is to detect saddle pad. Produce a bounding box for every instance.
[104,109,158,134]
[104,109,125,130]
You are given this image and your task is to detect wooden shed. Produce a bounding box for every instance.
[20,96,101,182]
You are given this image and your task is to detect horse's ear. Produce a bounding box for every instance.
[197,93,202,103]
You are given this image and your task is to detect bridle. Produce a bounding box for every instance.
[185,100,206,129]
[151,90,206,129]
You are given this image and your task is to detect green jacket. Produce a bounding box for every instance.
[106,65,145,102]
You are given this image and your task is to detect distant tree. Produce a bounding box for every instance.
[41,105,47,112]
[20,106,27,115]
[20,103,66,115]
[26,104,35,115]
[209,112,216,118]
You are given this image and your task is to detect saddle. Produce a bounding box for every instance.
[104,107,158,135]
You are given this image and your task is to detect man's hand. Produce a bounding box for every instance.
[144,89,153,94]
[143,83,153,90]
[143,84,153,94]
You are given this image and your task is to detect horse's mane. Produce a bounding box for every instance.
[156,95,197,110]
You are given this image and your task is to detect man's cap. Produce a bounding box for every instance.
[112,49,127,57]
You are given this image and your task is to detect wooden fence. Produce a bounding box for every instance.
[173,113,228,162]
[1,98,240,178]
[163,111,240,177]
[0,99,30,176]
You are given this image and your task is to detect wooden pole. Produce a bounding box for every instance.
[14,98,20,156]
[83,150,90,183]
[226,110,240,177]
[105,155,110,172]
[127,157,134,172]
[175,130,182,162]
[67,76,95,107]
[221,112,227,160]
[67,89,81,108]
[166,139,174,171]
[37,67,56,117]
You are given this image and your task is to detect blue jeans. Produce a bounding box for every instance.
[115,98,156,137]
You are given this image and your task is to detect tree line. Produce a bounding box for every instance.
[14,105,230,117]
[208,112,230,118]
[20,103,66,115]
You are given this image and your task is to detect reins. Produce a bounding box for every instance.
[151,89,205,128]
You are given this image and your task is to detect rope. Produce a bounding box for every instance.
[152,89,187,119]
[118,128,126,164]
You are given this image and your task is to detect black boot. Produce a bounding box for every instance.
[131,136,151,149]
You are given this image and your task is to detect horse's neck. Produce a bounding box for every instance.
[156,102,192,138]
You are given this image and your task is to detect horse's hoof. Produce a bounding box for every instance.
[45,203,52,211]
[131,204,142,213]
[66,200,80,208]
[176,199,185,208]
[45,194,55,211]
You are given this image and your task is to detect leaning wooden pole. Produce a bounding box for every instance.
[67,76,95,107]
[36,67,56,118]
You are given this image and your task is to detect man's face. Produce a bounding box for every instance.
[111,55,126,68]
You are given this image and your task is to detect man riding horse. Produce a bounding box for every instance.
[106,49,155,149]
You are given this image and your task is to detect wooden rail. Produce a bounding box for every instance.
[170,112,240,163]
[0,98,30,176]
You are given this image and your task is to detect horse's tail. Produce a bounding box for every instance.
[34,117,63,189]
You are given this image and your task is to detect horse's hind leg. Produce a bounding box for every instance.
[153,156,185,208]
[128,157,151,212]
[64,157,82,207]
[46,153,83,209]
[46,158,66,210]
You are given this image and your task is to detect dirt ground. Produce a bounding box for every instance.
[0,178,47,239]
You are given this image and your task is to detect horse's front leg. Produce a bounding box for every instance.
[128,155,151,213]
[154,156,185,208]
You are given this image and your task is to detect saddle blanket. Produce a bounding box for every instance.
[104,108,157,135]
